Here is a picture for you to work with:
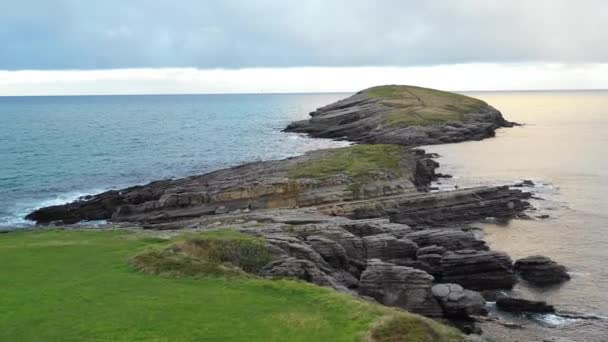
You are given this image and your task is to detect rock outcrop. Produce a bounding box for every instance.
[359,260,443,317]
[439,250,516,290]
[513,255,570,286]
[285,85,514,146]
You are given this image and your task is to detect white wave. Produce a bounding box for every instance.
[0,188,108,228]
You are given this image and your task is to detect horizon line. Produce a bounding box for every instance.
[2,88,607,98]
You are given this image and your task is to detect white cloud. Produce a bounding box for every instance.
[0,63,607,96]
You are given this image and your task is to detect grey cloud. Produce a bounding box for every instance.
[1,0,606,70]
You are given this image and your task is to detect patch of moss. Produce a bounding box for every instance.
[288,144,406,181]
[131,229,274,277]
[366,85,486,127]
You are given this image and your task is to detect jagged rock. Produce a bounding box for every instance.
[263,234,331,270]
[306,235,348,268]
[514,255,570,286]
[405,229,488,251]
[496,296,555,313]
[259,257,344,290]
[431,283,486,317]
[440,250,515,290]
[362,234,418,260]
[359,260,442,317]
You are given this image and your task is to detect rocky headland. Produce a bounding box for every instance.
[26,85,576,339]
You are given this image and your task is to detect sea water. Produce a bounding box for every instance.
[0,93,349,227]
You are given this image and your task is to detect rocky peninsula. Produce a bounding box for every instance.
[26,85,574,339]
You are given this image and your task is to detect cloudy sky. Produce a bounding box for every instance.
[2,0,607,95]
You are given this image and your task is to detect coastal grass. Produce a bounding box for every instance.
[366,85,486,127]
[131,229,274,277]
[0,229,464,341]
[288,144,406,182]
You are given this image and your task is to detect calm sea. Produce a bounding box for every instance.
[425,90,608,333]
[1,90,607,331]
[0,93,349,227]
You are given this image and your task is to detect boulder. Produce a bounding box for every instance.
[496,296,555,313]
[514,255,570,286]
[440,250,515,290]
[431,283,486,317]
[358,260,442,317]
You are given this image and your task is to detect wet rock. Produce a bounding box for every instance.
[496,296,555,313]
[431,283,486,317]
[440,250,515,290]
[514,255,570,286]
[359,260,442,317]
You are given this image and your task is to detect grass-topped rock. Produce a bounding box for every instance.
[27,144,437,225]
[285,84,514,146]
[131,229,275,277]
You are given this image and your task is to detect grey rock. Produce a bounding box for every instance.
[359,260,442,317]
[440,250,515,290]
[362,234,418,260]
[259,257,345,290]
[432,283,486,317]
[514,255,570,286]
[406,229,488,251]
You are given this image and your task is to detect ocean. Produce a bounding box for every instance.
[0,93,349,227]
[1,90,607,334]
[425,90,608,336]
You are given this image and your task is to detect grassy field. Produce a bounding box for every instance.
[365,85,487,127]
[0,229,463,341]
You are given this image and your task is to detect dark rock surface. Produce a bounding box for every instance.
[514,255,570,286]
[440,250,516,290]
[285,85,514,146]
[359,260,443,317]
[496,296,555,313]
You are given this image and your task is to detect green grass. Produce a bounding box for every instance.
[0,229,463,341]
[365,85,487,127]
[288,144,406,181]
[131,229,275,277]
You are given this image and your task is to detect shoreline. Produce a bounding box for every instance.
[6,85,598,340]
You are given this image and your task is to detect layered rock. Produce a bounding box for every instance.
[285,85,514,146]
[440,250,516,290]
[27,145,433,225]
[513,255,570,286]
[359,260,443,317]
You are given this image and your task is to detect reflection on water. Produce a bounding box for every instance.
[424,91,608,317]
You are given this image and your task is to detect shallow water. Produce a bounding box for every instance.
[424,90,608,332]
[0,93,349,227]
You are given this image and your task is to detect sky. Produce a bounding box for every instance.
[1,0,607,95]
